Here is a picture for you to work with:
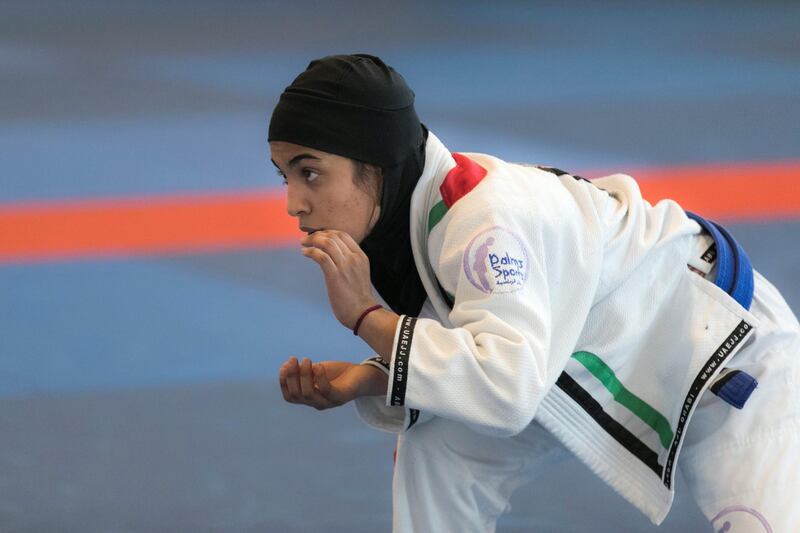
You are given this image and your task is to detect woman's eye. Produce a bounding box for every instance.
[302,169,320,183]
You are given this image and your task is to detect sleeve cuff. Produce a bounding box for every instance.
[354,353,429,433]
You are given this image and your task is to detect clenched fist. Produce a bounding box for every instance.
[300,229,378,330]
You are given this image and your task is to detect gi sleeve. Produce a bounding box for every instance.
[352,355,433,433]
[353,299,438,433]
[384,181,604,438]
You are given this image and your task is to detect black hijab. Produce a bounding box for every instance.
[268,54,428,316]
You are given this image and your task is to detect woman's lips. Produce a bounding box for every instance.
[300,226,321,235]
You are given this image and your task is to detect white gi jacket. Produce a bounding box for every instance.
[355,132,758,524]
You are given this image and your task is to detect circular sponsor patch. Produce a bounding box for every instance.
[463,226,528,294]
[711,506,773,532]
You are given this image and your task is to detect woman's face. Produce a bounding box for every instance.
[270,141,381,243]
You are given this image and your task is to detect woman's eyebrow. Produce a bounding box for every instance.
[270,154,322,171]
[287,154,322,167]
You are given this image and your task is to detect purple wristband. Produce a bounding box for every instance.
[353,304,383,336]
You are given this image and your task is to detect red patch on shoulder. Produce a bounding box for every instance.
[439,153,488,208]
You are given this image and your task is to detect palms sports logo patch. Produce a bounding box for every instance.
[463,226,529,294]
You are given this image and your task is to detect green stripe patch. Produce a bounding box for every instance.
[571,351,674,449]
[428,200,448,233]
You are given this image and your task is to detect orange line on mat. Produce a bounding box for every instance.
[0,189,302,264]
[625,161,800,221]
[0,161,798,264]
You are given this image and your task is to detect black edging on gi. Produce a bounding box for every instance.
[391,316,417,406]
[366,339,420,428]
[662,320,753,489]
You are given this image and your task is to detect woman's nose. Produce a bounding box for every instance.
[286,183,310,217]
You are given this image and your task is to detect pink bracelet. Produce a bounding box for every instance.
[353,304,383,336]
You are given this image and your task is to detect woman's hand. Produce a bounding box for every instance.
[279,357,388,410]
[300,230,377,329]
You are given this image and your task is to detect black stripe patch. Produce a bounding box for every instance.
[390,316,417,406]
[662,320,753,489]
[556,371,663,477]
[407,409,421,430]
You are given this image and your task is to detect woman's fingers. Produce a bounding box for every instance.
[302,231,347,266]
[279,357,338,410]
[303,230,367,272]
[279,363,291,401]
[335,230,363,255]
[299,230,375,330]
[283,357,301,400]
[301,246,337,278]
[314,363,332,397]
[280,358,366,409]
[313,364,342,407]
[298,357,316,397]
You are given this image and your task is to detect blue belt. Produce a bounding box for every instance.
[685,211,754,310]
[686,211,757,409]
